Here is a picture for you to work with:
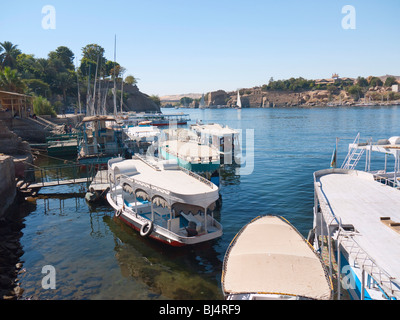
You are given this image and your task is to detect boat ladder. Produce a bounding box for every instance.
[341,133,365,170]
[337,232,400,300]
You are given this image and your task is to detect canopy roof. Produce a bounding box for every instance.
[82,115,117,122]
[222,215,332,300]
[109,157,219,208]
[191,123,238,136]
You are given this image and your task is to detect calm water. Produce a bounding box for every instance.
[11,105,400,300]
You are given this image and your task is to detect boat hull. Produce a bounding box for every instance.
[107,193,222,247]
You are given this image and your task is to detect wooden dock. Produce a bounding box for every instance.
[28,169,109,190]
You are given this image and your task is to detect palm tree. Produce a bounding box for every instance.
[0,41,22,69]
[0,66,27,93]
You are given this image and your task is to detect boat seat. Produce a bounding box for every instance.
[168,217,181,233]
[181,212,204,233]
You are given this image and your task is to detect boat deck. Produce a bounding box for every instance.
[161,140,219,162]
[121,195,219,236]
[315,169,400,283]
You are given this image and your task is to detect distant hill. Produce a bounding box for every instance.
[160,93,202,102]
[378,75,400,82]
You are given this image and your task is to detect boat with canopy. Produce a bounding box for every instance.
[106,156,222,246]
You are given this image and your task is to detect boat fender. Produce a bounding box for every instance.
[140,221,153,237]
[115,209,122,217]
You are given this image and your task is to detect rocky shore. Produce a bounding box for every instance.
[0,206,26,300]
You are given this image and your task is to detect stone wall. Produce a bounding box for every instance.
[0,155,16,218]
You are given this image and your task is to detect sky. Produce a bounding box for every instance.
[1,0,400,96]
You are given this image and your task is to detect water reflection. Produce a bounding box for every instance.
[104,215,223,300]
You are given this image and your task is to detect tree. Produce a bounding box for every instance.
[384,76,397,87]
[51,46,75,70]
[81,44,105,63]
[356,76,368,87]
[52,71,76,101]
[125,75,137,85]
[80,44,106,78]
[0,41,22,68]
[0,67,27,93]
[368,76,383,87]
[24,78,50,96]
[347,85,363,100]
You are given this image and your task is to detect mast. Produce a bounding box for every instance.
[113,34,117,117]
[75,57,82,114]
[120,72,124,113]
[92,54,100,116]
[86,64,91,116]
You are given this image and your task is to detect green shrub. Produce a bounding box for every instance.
[33,96,56,117]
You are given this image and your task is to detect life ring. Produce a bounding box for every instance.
[115,209,122,217]
[140,221,153,237]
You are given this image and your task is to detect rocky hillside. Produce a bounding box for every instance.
[52,81,161,114]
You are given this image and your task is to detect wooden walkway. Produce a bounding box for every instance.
[28,177,92,189]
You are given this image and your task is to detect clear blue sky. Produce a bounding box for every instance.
[1,0,399,96]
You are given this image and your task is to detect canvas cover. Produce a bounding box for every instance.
[222,215,332,300]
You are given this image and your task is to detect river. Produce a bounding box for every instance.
[8,105,400,300]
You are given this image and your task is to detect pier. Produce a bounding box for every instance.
[19,163,109,198]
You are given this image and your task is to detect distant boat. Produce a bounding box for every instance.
[117,112,190,127]
[236,90,242,109]
[77,115,124,168]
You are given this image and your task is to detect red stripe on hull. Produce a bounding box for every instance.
[153,122,187,127]
[118,214,186,247]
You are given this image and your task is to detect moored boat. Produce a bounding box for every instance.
[122,121,160,156]
[313,168,400,300]
[159,128,220,173]
[77,115,124,168]
[106,156,222,246]
[222,215,333,300]
[190,123,240,165]
[46,133,78,158]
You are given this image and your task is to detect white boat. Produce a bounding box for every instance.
[312,133,400,300]
[159,128,220,174]
[117,112,190,127]
[106,156,222,247]
[313,168,400,300]
[122,121,160,155]
[222,215,333,300]
[190,123,240,165]
[341,133,400,188]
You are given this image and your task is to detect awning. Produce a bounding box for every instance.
[152,195,170,208]
[123,184,134,194]
[135,189,150,201]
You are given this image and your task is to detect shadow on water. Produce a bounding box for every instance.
[102,213,224,300]
[103,216,223,300]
